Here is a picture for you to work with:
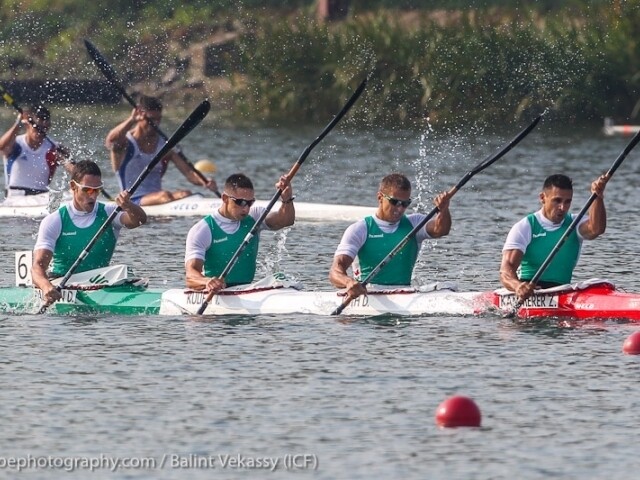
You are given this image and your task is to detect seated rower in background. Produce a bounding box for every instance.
[499,173,609,302]
[105,95,218,206]
[0,105,73,197]
[32,160,147,304]
[329,173,453,299]
[185,173,294,293]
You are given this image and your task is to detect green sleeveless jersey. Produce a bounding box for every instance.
[357,216,419,285]
[50,204,117,276]
[519,213,580,285]
[203,215,259,286]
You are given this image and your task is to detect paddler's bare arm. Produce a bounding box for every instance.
[500,249,535,301]
[0,114,21,155]
[426,190,453,238]
[172,152,218,192]
[105,108,138,171]
[185,258,226,293]
[329,254,367,299]
[32,249,61,304]
[580,173,608,240]
[115,191,147,228]
[265,175,295,230]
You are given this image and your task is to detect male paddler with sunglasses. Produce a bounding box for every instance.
[31,160,147,304]
[184,172,295,293]
[329,173,453,299]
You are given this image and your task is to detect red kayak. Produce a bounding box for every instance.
[487,279,640,321]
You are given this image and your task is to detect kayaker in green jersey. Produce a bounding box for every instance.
[329,173,454,300]
[184,172,295,293]
[32,160,147,304]
[500,173,609,302]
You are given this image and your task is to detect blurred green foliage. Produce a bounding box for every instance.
[0,0,637,125]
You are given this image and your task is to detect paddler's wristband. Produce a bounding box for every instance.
[281,196,295,204]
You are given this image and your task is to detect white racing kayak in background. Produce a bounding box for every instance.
[0,192,59,218]
[142,194,376,222]
[0,192,375,222]
[160,277,491,316]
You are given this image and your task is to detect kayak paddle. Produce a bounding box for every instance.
[83,39,221,198]
[38,100,211,314]
[507,125,640,318]
[196,77,368,315]
[0,83,114,201]
[331,113,544,315]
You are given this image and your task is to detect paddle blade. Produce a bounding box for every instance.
[457,113,543,190]
[159,100,210,155]
[331,299,350,316]
[195,79,367,316]
[84,39,120,86]
[295,76,368,168]
[196,300,208,315]
[0,83,20,111]
[40,99,210,315]
[524,117,640,290]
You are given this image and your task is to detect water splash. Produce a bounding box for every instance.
[259,226,294,281]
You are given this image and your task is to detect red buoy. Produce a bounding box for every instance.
[623,331,640,354]
[435,395,481,428]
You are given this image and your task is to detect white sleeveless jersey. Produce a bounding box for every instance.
[3,134,58,194]
[116,132,168,200]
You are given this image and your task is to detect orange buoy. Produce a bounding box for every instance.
[622,331,640,354]
[435,395,481,428]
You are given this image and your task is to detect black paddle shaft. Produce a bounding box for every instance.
[507,127,640,318]
[331,113,543,315]
[196,77,368,315]
[1,83,61,151]
[513,125,640,310]
[0,83,117,200]
[38,101,210,314]
[84,39,221,198]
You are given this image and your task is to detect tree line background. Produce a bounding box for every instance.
[0,0,637,126]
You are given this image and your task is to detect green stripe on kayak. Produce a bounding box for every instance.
[0,285,162,315]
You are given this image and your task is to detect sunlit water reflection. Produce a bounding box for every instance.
[1,108,640,478]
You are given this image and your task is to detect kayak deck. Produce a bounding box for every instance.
[489,279,640,321]
[160,286,490,316]
[0,285,162,315]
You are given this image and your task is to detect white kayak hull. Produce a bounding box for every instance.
[0,193,375,222]
[143,196,376,222]
[159,286,490,316]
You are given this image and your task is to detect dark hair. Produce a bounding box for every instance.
[138,95,163,112]
[224,173,254,191]
[25,105,50,121]
[72,160,102,181]
[380,173,411,192]
[543,174,573,191]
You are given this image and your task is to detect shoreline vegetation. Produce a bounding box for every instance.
[0,0,638,128]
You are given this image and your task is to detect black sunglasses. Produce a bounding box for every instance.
[227,194,255,208]
[381,192,412,208]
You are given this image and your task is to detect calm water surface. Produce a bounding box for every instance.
[1,108,640,479]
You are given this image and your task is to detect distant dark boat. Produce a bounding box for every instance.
[603,117,640,136]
